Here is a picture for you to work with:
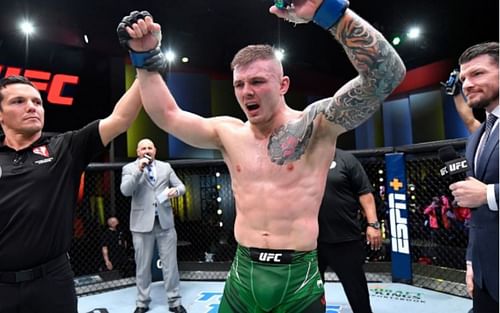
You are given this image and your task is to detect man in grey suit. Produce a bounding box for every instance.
[120,138,187,313]
[450,42,498,313]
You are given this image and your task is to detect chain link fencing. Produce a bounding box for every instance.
[73,139,469,298]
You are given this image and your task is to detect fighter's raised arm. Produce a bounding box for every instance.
[116,11,227,150]
[115,5,406,312]
[270,0,406,133]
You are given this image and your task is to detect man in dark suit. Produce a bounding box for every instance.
[120,138,187,313]
[450,41,498,313]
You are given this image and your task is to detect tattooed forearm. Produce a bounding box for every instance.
[266,11,405,165]
[324,11,406,130]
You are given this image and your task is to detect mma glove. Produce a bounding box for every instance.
[441,69,462,96]
[117,10,167,73]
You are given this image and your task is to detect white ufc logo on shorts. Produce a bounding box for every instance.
[258,252,282,262]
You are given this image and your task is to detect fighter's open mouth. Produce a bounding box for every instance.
[247,104,259,111]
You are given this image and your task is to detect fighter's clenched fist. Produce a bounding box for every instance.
[117,11,166,73]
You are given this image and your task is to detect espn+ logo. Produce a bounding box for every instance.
[0,65,79,106]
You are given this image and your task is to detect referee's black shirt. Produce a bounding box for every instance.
[318,149,374,243]
[0,120,104,271]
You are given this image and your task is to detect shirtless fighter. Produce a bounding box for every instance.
[116,0,405,311]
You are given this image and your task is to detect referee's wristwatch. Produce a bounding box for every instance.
[368,221,381,230]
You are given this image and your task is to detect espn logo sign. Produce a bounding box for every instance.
[388,192,409,254]
[0,65,79,106]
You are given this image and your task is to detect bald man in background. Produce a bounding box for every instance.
[120,138,187,313]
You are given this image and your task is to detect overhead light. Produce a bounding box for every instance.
[181,57,189,63]
[392,36,401,46]
[407,27,421,39]
[19,20,35,36]
[274,48,285,61]
[165,50,176,63]
[83,34,89,44]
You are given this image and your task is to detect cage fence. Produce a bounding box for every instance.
[73,140,469,297]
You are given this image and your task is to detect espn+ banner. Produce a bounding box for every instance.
[385,153,412,283]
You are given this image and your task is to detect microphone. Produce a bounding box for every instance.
[438,146,469,182]
[440,69,462,96]
[139,154,153,171]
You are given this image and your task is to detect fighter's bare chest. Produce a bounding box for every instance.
[227,131,312,168]
[226,143,302,180]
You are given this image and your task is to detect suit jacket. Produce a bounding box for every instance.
[120,159,186,233]
[465,121,499,301]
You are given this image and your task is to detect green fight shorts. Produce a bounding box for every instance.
[218,245,326,313]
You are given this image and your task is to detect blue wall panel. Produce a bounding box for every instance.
[409,90,445,143]
[383,98,413,146]
[355,117,376,149]
[167,72,217,159]
[442,94,469,139]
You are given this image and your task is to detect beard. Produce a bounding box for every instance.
[468,97,490,110]
[467,90,499,110]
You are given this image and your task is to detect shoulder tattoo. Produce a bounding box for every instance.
[267,106,317,165]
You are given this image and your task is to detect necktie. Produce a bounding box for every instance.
[146,165,156,184]
[146,165,158,216]
[477,114,497,159]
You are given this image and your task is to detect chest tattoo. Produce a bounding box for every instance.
[267,106,319,165]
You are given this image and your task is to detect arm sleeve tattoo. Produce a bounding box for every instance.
[324,12,406,130]
[267,11,405,166]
